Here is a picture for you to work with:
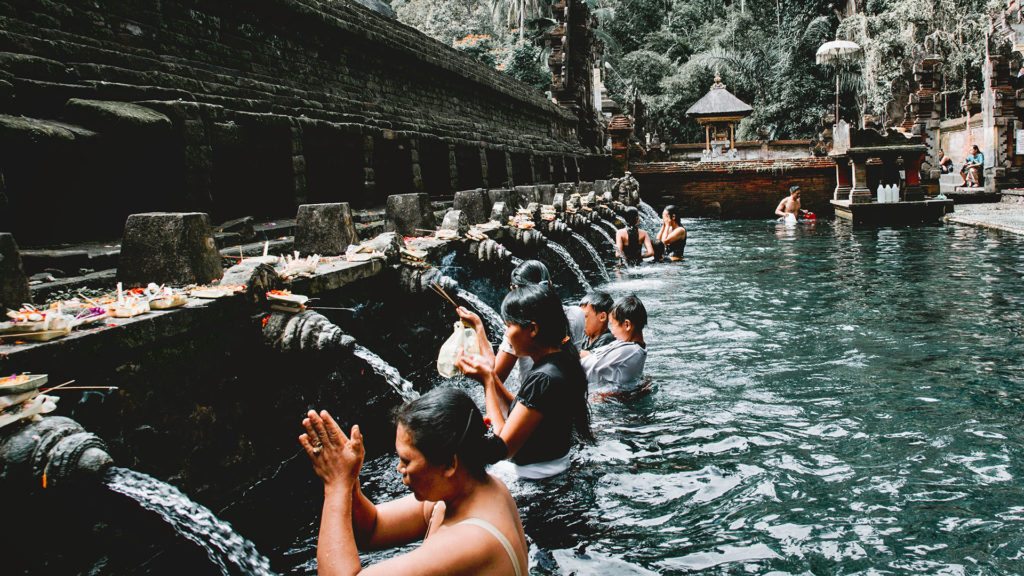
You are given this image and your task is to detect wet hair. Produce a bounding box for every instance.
[623,206,640,227]
[510,259,551,288]
[392,388,506,480]
[501,284,568,348]
[580,290,613,315]
[662,205,682,220]
[789,185,801,195]
[611,294,647,330]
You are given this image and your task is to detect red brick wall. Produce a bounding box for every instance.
[631,159,836,219]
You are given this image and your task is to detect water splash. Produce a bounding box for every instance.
[546,241,592,292]
[456,288,505,338]
[638,201,661,233]
[570,231,610,283]
[590,222,615,249]
[596,218,619,239]
[353,344,419,401]
[105,467,274,576]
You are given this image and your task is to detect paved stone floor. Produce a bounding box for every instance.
[945,201,1024,236]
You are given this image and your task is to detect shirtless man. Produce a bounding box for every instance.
[775,185,807,220]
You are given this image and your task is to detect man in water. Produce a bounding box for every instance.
[774,185,807,222]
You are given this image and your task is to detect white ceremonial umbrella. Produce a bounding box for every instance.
[816,40,862,126]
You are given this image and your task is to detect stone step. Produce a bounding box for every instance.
[19,244,120,276]
[1001,189,1024,204]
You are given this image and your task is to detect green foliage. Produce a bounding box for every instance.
[394,0,993,142]
[505,42,550,92]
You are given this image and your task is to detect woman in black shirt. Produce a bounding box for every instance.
[457,284,594,479]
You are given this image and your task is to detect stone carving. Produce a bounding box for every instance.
[612,171,640,205]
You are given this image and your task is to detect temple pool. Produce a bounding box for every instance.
[261,219,1024,574]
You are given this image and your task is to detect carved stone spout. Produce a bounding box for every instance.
[0,416,113,490]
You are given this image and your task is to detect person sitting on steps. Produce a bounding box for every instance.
[961,145,984,188]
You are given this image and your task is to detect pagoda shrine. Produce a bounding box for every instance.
[685,74,753,160]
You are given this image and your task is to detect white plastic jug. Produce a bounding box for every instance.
[437,321,481,377]
[877,183,885,203]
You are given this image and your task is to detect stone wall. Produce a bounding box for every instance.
[0,0,605,243]
[632,158,837,219]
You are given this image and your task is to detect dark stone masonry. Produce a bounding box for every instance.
[0,0,607,243]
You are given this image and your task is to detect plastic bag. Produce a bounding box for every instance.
[437,321,480,377]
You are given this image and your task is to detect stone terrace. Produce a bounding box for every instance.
[0,0,607,243]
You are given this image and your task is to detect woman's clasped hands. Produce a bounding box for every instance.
[300,409,365,493]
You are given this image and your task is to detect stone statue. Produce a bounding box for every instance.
[613,171,640,205]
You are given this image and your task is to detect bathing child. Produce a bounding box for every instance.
[456,284,595,479]
[581,294,648,397]
[299,388,527,576]
[579,290,615,354]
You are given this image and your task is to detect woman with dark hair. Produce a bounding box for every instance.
[456,284,594,479]
[654,205,686,261]
[615,206,654,266]
[459,259,586,386]
[299,388,527,575]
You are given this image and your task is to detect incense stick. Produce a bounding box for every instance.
[37,379,75,392]
[39,386,119,392]
[0,329,72,338]
[429,283,459,308]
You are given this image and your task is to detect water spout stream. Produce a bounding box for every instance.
[638,201,661,233]
[105,467,274,576]
[590,222,615,250]
[352,345,419,401]
[570,232,609,283]
[546,241,592,292]
[456,288,504,338]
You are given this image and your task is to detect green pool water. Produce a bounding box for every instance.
[286,218,1024,575]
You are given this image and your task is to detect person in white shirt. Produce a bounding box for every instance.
[581,294,648,398]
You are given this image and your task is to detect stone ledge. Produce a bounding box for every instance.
[2,256,383,372]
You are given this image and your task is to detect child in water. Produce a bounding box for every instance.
[581,294,648,398]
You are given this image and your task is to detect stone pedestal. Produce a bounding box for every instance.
[294,203,358,256]
[849,156,873,204]
[441,210,469,234]
[453,188,490,224]
[386,193,435,236]
[536,184,556,205]
[487,188,515,210]
[552,193,566,211]
[514,185,540,207]
[489,202,511,223]
[117,212,223,288]
[0,233,30,310]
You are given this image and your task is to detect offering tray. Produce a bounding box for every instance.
[0,373,47,395]
[190,285,245,299]
[108,300,151,318]
[267,290,308,306]
[149,294,188,309]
